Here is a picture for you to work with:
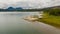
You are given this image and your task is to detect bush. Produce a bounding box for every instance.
[49,8,60,16]
[44,8,60,16]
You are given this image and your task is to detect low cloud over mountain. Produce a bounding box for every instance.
[0,0,60,9]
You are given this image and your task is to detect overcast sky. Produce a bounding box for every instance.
[0,0,60,9]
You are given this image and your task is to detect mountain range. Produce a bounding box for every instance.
[0,7,23,11]
[0,6,60,11]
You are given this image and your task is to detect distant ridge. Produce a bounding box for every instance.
[0,6,60,11]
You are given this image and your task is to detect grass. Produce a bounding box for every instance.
[38,13,60,28]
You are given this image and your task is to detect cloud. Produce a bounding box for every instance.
[0,0,60,9]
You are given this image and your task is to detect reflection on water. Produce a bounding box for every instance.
[0,12,44,34]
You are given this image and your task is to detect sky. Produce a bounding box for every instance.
[0,0,60,9]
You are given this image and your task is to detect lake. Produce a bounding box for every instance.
[0,12,60,34]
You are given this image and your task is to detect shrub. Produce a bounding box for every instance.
[44,8,60,16]
[49,8,60,16]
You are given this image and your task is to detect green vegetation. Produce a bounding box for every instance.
[38,7,60,28]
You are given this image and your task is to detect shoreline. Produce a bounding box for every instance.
[37,13,60,28]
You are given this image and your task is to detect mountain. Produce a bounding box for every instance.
[6,7,15,10]
[16,7,23,10]
[6,7,23,11]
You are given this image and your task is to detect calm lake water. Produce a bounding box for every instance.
[0,12,43,34]
[0,12,60,34]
